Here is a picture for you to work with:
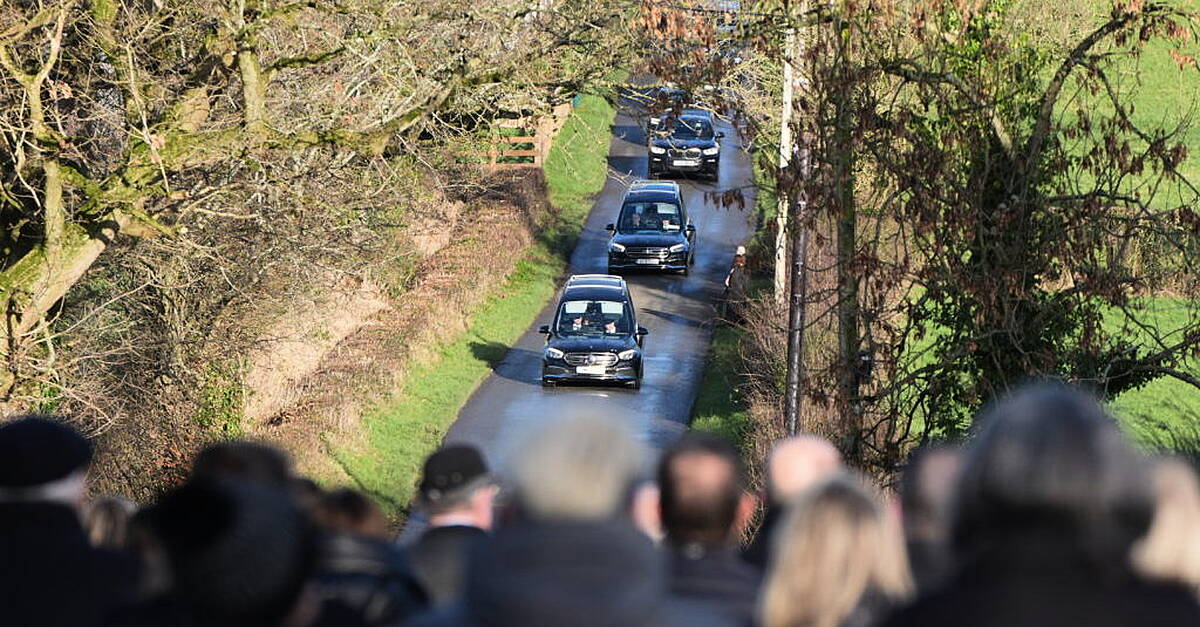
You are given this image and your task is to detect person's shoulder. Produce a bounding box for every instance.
[1123,578,1200,623]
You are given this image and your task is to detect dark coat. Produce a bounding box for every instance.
[882,530,1200,627]
[405,519,733,627]
[741,504,780,571]
[0,502,139,627]
[317,532,429,626]
[667,545,761,627]
[405,524,488,607]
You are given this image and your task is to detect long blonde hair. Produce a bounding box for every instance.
[760,475,913,627]
[1133,458,1200,593]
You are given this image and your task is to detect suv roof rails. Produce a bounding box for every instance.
[566,274,625,288]
[629,180,680,191]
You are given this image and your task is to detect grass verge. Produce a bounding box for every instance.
[691,323,752,448]
[329,91,618,512]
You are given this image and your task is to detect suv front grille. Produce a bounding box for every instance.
[667,147,702,159]
[565,352,619,367]
[624,247,668,259]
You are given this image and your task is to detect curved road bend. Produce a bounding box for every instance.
[398,103,754,538]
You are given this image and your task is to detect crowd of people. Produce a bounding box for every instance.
[4,381,1200,626]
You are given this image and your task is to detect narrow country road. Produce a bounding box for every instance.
[444,100,755,462]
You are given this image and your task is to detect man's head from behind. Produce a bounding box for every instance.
[191,441,292,488]
[767,434,843,505]
[504,413,646,522]
[419,444,496,530]
[899,444,963,542]
[658,433,751,548]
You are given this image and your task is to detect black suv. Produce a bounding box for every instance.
[606,181,695,275]
[539,275,647,389]
[648,114,723,180]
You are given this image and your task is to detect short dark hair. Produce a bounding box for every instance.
[658,433,745,547]
[899,443,961,537]
[192,441,291,487]
[952,382,1154,565]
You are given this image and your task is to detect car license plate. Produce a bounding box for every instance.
[673,159,698,167]
[577,365,606,375]
[636,258,659,265]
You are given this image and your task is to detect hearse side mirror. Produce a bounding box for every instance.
[605,223,616,232]
[539,325,551,335]
[685,224,695,233]
[636,326,649,336]
[716,132,725,138]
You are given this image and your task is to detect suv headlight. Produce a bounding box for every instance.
[669,242,687,253]
[618,349,638,361]
[649,146,667,154]
[702,146,720,156]
[610,241,626,253]
[545,347,565,359]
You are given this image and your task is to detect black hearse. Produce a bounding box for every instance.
[606,181,695,275]
[539,275,647,389]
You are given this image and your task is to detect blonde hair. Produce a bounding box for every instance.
[1133,458,1200,592]
[505,413,646,521]
[760,475,913,627]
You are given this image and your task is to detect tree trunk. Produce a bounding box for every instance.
[831,18,861,453]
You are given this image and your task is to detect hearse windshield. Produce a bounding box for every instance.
[618,201,683,234]
[670,118,714,140]
[556,299,632,336]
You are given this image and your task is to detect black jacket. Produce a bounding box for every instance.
[741,504,780,571]
[882,530,1200,627]
[0,502,139,627]
[318,532,429,626]
[405,525,488,607]
[667,545,761,627]
[406,519,734,627]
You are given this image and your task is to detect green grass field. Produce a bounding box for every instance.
[691,324,753,447]
[1097,6,1200,448]
[331,91,619,512]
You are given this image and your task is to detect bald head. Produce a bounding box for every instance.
[768,435,842,503]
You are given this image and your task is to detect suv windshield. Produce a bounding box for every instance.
[556,299,631,336]
[618,201,684,233]
[670,118,713,140]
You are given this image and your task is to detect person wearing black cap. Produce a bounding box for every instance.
[405,444,497,606]
[0,414,139,627]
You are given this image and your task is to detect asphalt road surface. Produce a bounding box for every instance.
[448,101,754,457]
[398,101,755,538]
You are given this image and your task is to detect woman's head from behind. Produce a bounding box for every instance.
[952,382,1154,565]
[761,474,911,627]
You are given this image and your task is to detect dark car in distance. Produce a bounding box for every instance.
[607,181,695,275]
[540,275,647,389]
[648,114,723,181]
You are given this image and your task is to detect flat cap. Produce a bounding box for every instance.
[0,416,93,488]
[419,445,488,502]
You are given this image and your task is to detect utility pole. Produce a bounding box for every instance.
[784,143,810,436]
[774,25,795,310]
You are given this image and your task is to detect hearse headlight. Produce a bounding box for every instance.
[545,347,565,359]
[649,145,667,154]
[702,146,720,156]
[618,349,639,361]
[610,241,626,253]
[669,242,688,253]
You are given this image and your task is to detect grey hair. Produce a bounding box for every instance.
[952,382,1154,563]
[503,413,647,521]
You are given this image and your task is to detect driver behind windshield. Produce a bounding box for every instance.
[559,301,628,335]
[621,204,678,231]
